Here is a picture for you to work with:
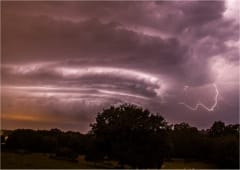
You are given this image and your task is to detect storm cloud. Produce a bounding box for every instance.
[1,1,239,132]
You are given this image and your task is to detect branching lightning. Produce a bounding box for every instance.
[179,84,219,112]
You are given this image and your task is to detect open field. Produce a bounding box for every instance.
[1,152,217,169]
[162,159,217,169]
[1,152,114,169]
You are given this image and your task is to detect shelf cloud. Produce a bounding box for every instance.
[2,1,239,132]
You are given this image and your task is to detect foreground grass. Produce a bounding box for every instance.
[1,152,217,169]
[162,159,217,169]
[1,152,116,169]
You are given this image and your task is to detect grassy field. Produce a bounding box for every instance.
[162,159,217,169]
[1,152,217,169]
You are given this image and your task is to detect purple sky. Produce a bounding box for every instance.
[1,1,239,133]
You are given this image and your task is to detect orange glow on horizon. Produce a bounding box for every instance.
[1,114,44,122]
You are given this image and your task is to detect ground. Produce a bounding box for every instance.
[162,159,217,169]
[1,152,217,169]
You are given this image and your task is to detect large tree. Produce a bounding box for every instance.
[89,104,169,168]
[209,121,225,137]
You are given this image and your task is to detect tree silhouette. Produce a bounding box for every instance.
[3,106,239,169]
[209,121,225,137]
[90,104,169,168]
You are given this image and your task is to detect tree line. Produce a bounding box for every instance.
[1,104,239,168]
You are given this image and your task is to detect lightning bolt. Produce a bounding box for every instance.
[179,84,219,112]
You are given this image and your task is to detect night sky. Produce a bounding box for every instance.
[2,1,239,133]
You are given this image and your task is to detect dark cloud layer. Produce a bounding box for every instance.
[1,1,239,132]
